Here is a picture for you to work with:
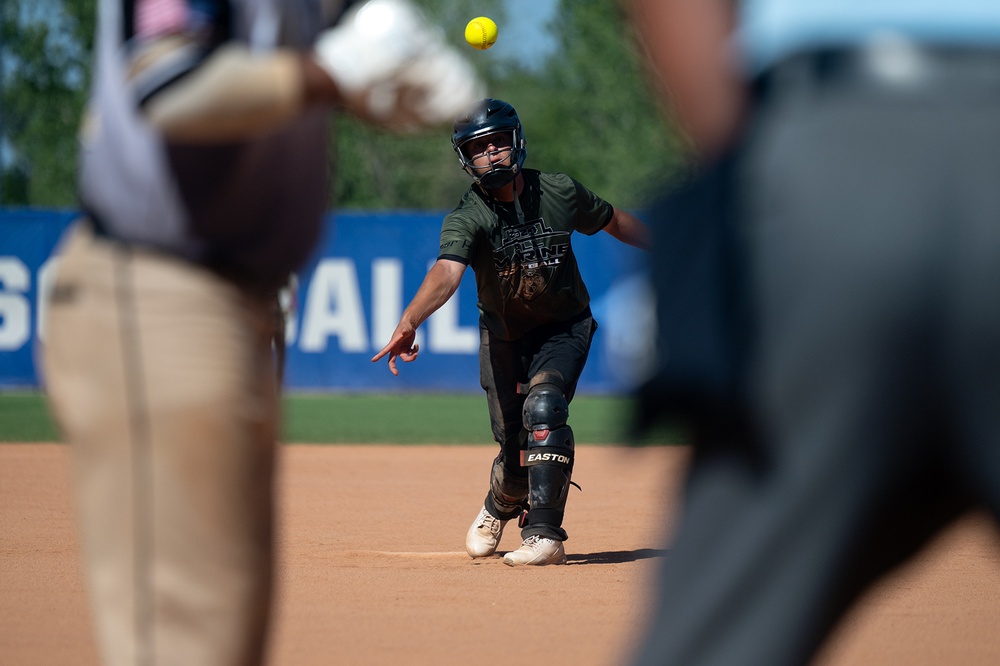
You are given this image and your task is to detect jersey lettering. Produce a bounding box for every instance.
[492,217,571,302]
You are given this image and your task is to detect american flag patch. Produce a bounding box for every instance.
[135,0,190,38]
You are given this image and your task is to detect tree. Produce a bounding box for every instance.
[0,0,682,211]
[0,0,95,207]
[488,0,684,208]
[333,0,683,211]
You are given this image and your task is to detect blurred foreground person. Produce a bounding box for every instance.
[627,1,1000,664]
[40,1,481,664]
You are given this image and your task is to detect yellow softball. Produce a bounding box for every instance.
[465,16,498,50]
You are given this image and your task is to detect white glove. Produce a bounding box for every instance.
[314,0,485,131]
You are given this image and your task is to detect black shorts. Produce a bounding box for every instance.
[478,308,598,451]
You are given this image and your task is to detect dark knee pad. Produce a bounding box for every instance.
[521,382,575,540]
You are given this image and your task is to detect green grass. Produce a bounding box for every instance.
[0,392,62,441]
[0,391,680,445]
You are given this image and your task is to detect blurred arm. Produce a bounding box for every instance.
[136,0,482,142]
[311,0,483,132]
[138,44,338,142]
[603,207,652,250]
[626,0,747,159]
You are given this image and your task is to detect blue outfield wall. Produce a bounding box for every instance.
[0,209,654,394]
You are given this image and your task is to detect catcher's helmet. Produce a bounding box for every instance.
[452,98,527,190]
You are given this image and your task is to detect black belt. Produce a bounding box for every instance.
[753,43,1000,101]
[84,208,114,239]
[81,209,284,294]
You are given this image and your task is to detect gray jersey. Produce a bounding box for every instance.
[79,0,332,289]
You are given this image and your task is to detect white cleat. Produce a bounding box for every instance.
[502,535,567,566]
[465,505,508,558]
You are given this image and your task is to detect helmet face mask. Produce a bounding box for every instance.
[456,128,523,189]
[452,98,527,190]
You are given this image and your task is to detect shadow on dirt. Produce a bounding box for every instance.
[566,548,667,565]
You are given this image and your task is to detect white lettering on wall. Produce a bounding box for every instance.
[428,296,478,352]
[371,258,424,352]
[372,258,402,345]
[300,260,368,352]
[0,258,31,350]
[294,257,472,355]
[10,256,480,357]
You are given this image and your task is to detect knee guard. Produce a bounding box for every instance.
[520,382,575,540]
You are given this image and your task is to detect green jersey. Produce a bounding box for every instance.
[438,169,614,340]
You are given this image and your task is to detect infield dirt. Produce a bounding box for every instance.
[2,444,1000,665]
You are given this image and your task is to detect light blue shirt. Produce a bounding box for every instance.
[738,1,1000,73]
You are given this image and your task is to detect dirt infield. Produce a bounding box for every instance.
[2,443,1000,666]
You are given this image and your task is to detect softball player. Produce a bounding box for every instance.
[41,1,481,664]
[372,98,649,566]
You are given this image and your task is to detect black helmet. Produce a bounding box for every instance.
[452,98,527,190]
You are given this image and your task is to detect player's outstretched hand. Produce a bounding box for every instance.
[371,327,420,376]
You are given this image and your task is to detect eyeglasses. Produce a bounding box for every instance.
[461,133,514,160]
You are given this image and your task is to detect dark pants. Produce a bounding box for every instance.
[478,309,597,541]
[635,46,1000,666]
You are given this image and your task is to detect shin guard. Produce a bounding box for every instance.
[521,382,575,540]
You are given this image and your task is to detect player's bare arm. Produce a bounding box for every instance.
[603,207,652,250]
[626,0,745,159]
[372,258,466,375]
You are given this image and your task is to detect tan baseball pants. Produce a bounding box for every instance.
[42,221,280,666]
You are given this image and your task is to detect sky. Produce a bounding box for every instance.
[485,0,559,69]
